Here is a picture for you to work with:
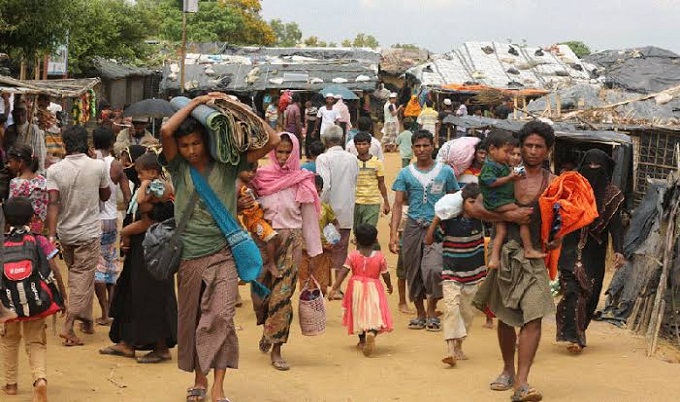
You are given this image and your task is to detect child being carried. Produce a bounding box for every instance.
[478,129,545,269]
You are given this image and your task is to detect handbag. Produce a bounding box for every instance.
[142,191,200,281]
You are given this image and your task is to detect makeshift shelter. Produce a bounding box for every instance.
[87,57,160,109]
[379,48,430,90]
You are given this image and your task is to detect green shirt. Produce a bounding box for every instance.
[165,155,247,260]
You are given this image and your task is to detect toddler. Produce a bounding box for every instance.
[237,162,280,278]
[479,129,544,269]
[329,224,393,357]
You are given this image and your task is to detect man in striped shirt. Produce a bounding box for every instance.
[425,183,486,367]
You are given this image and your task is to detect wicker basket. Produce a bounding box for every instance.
[298,276,326,336]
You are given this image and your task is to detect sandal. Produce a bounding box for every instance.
[99,345,134,358]
[408,317,426,330]
[511,384,543,402]
[186,387,207,402]
[271,359,290,371]
[490,373,515,391]
[136,351,171,363]
[59,333,84,347]
[426,317,441,332]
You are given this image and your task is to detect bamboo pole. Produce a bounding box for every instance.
[650,299,665,356]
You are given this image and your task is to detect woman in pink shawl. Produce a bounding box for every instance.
[252,132,322,371]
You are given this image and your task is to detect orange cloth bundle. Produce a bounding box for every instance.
[539,171,599,280]
[403,95,422,117]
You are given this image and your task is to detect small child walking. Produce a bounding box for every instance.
[396,129,413,168]
[329,224,393,357]
[478,129,544,269]
[1,197,67,401]
[425,184,486,367]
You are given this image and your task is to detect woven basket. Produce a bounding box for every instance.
[298,276,326,336]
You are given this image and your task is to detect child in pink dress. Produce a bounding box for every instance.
[329,224,393,357]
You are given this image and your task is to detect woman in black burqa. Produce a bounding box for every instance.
[556,149,626,353]
[100,145,178,363]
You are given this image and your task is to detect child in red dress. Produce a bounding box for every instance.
[329,224,393,357]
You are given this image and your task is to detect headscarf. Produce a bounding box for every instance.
[578,149,614,212]
[252,132,320,213]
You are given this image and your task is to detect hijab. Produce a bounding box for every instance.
[578,149,614,212]
[252,132,320,213]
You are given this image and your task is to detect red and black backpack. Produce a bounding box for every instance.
[1,232,64,321]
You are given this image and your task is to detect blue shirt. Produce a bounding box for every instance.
[301,161,316,174]
[392,163,459,223]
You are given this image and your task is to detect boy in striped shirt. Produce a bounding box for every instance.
[425,183,486,367]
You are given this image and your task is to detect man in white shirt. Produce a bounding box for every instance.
[382,92,401,152]
[332,94,352,142]
[314,94,339,140]
[47,125,112,345]
[317,125,359,295]
[345,116,384,162]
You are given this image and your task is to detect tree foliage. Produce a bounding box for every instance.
[269,19,302,47]
[561,41,592,58]
[392,43,421,50]
[350,33,379,49]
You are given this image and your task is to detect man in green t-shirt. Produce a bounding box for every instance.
[160,93,279,402]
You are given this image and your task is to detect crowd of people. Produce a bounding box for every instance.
[0,89,627,402]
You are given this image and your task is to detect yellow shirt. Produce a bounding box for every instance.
[319,202,337,247]
[355,156,385,205]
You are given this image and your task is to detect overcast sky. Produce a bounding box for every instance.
[261,0,680,54]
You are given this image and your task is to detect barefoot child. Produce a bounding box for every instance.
[121,153,173,251]
[299,175,338,294]
[478,129,544,269]
[329,224,393,357]
[237,162,280,278]
[1,197,66,401]
[425,184,486,367]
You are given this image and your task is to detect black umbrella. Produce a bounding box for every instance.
[123,98,175,119]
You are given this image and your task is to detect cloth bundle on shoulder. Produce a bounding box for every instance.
[169,96,269,166]
[538,171,599,280]
[439,136,480,177]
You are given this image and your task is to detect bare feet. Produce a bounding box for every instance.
[33,378,47,402]
[567,343,583,354]
[59,332,84,347]
[483,318,494,329]
[398,303,415,315]
[454,350,469,360]
[270,344,290,371]
[356,341,366,350]
[3,383,18,395]
[79,321,95,335]
[441,356,457,367]
[524,248,546,260]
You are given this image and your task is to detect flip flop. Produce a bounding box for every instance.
[95,318,112,326]
[59,334,84,347]
[426,317,442,332]
[99,346,134,358]
[271,360,290,371]
[441,356,457,367]
[408,317,426,330]
[186,387,207,402]
[566,343,583,354]
[490,373,515,391]
[259,336,272,353]
[511,384,543,402]
[136,351,171,363]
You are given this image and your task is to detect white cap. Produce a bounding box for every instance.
[443,98,452,106]
[334,94,342,99]
[389,92,398,98]
[325,93,335,98]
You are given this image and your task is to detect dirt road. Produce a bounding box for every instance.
[9,153,680,401]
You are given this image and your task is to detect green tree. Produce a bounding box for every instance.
[349,33,379,49]
[269,19,302,47]
[0,0,74,63]
[561,41,592,58]
[341,39,352,47]
[304,36,328,48]
[391,43,421,50]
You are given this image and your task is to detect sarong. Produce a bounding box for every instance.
[62,238,100,323]
[401,218,443,301]
[177,247,239,373]
[254,229,302,344]
[95,219,121,284]
[473,240,554,328]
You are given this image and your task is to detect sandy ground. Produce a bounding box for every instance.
[7,152,680,402]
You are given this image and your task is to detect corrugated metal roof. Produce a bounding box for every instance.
[407,42,597,91]
[92,57,155,80]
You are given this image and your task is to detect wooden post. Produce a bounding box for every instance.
[42,55,49,80]
[19,59,27,80]
[179,11,187,93]
[34,57,41,80]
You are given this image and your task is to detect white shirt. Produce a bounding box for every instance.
[317,106,339,135]
[384,101,398,124]
[316,146,359,229]
[346,136,385,162]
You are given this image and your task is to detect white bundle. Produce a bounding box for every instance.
[434,191,464,220]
